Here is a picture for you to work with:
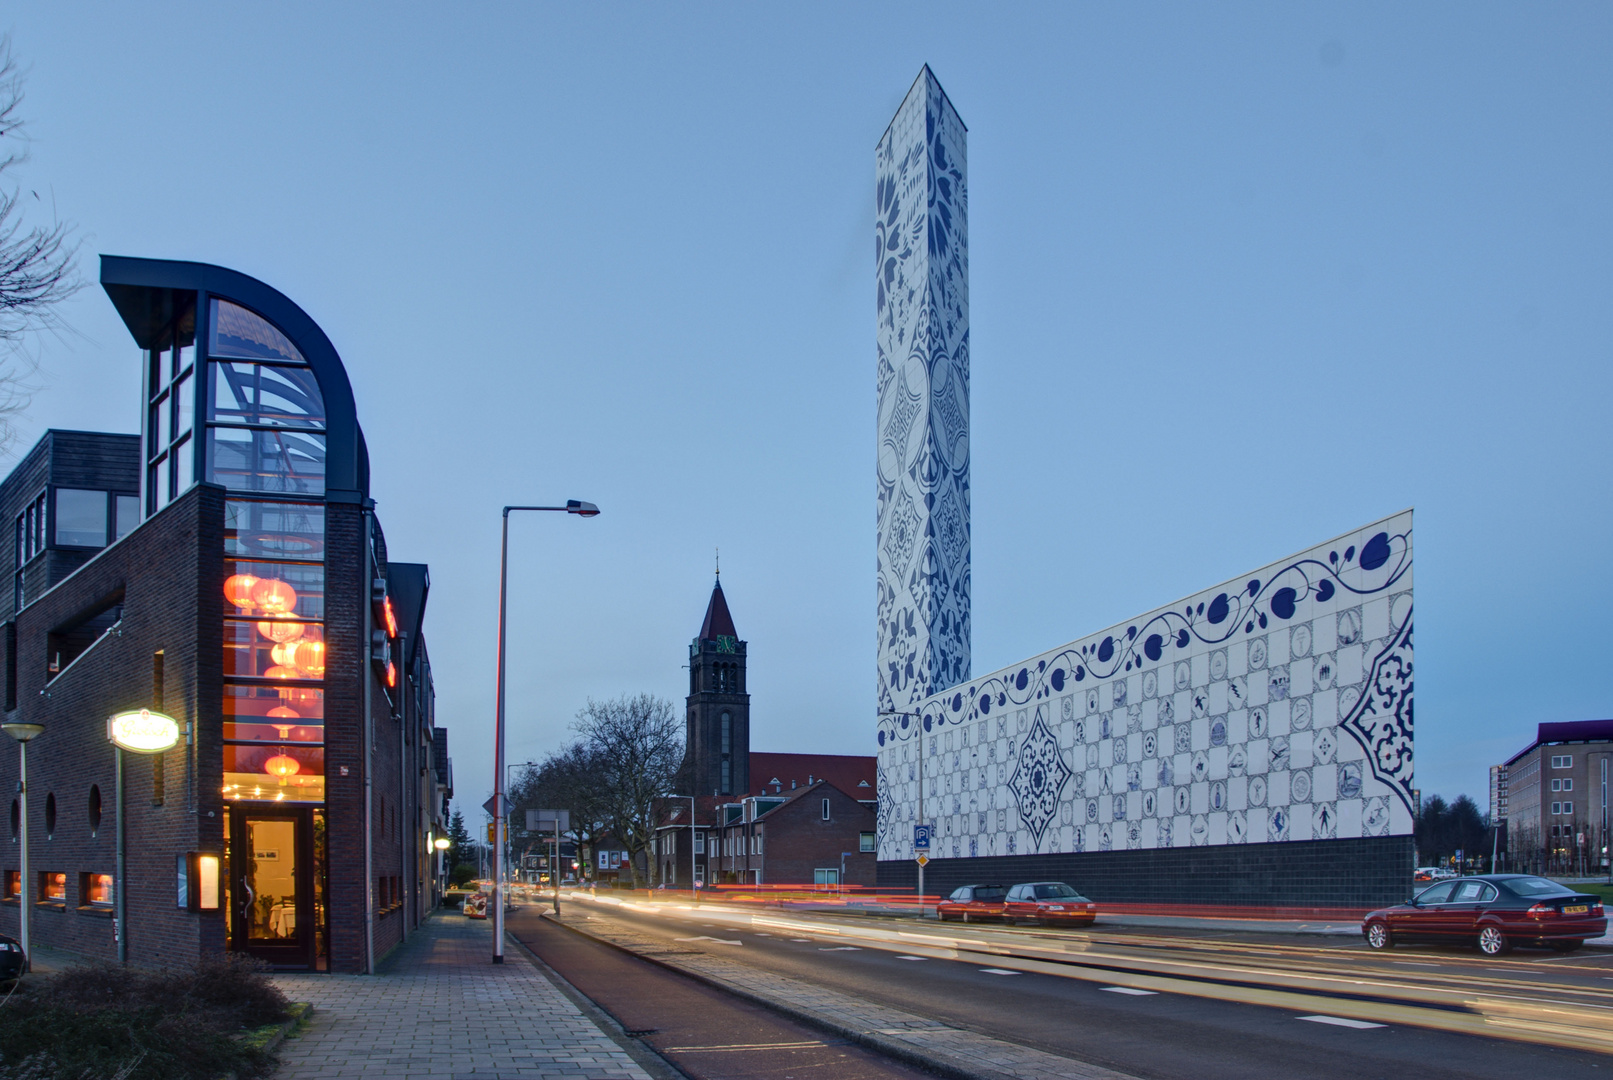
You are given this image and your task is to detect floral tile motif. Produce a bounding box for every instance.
[1008,706,1071,849]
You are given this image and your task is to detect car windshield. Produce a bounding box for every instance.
[1033,883,1081,899]
[974,887,1006,901]
[1504,877,1575,897]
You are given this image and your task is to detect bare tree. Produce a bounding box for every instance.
[510,741,612,879]
[0,35,80,449]
[573,693,683,887]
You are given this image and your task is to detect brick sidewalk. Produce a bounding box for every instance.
[272,911,652,1080]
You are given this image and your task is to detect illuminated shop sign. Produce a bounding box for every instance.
[107,709,181,754]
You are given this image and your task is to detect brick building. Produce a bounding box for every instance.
[1494,719,1612,876]
[0,257,452,972]
[658,580,877,887]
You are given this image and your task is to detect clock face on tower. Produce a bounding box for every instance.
[715,635,738,654]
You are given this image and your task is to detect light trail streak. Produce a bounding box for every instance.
[566,891,1613,1055]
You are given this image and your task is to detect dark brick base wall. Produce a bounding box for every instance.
[878,834,1414,908]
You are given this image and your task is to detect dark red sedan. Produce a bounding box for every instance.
[937,884,1008,923]
[1363,874,1606,956]
[1003,882,1097,927]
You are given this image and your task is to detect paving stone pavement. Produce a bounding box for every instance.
[272,912,652,1080]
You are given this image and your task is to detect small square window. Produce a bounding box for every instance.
[40,871,65,902]
[1562,778,1572,791]
[859,832,875,853]
[81,872,113,907]
[1564,801,1573,815]
[1552,802,1561,815]
[4,870,17,898]
[1552,779,1561,792]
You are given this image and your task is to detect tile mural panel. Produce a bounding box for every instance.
[876,511,1413,861]
[876,67,971,717]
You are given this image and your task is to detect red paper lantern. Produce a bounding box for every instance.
[224,574,260,610]
[252,577,297,616]
[264,753,300,785]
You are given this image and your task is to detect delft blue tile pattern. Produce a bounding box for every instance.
[876,68,971,720]
[877,511,1414,861]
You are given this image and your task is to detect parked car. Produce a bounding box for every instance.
[1363,875,1606,956]
[938,884,1008,923]
[1002,882,1097,927]
[0,934,22,980]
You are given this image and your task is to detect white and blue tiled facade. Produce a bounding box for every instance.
[875,512,1414,871]
[876,67,971,718]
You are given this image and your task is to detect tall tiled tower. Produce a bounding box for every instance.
[876,66,970,718]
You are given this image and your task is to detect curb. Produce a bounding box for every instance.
[255,1001,312,1057]
[540,912,1135,1080]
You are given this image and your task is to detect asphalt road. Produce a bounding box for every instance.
[549,899,1613,1080]
[507,910,937,1080]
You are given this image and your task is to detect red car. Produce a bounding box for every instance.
[1003,882,1097,927]
[938,884,1008,923]
[1363,874,1606,956]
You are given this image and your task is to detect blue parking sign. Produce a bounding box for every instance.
[913,824,931,851]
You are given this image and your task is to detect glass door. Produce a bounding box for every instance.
[229,808,314,968]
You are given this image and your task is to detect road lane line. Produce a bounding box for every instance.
[664,1040,827,1052]
[820,946,862,951]
[790,938,813,942]
[979,968,1022,975]
[895,955,927,961]
[1298,1015,1386,1029]
[1102,987,1158,996]
[674,935,743,945]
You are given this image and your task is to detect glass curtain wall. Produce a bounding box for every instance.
[146,300,197,514]
[209,300,328,807]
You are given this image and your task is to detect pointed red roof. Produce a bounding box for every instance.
[699,579,737,640]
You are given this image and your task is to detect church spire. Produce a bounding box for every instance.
[699,575,737,641]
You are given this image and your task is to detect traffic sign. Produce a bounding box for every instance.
[915,853,929,867]
[913,824,931,851]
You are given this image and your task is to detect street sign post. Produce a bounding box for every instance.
[912,823,932,914]
[529,809,569,914]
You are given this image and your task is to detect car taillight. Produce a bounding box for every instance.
[1525,903,1556,917]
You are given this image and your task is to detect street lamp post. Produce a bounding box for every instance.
[433,836,450,902]
[506,761,536,892]
[3,721,43,972]
[661,793,697,899]
[493,500,599,964]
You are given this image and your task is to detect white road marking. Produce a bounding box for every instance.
[895,955,927,961]
[819,946,863,951]
[979,967,1022,975]
[665,1040,825,1053]
[1101,987,1158,995]
[1298,1015,1386,1030]
[674,935,743,945]
[790,938,813,942]
[754,932,771,936]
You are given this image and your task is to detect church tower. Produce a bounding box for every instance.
[683,576,749,797]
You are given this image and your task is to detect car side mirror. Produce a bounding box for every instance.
[1407,897,1419,907]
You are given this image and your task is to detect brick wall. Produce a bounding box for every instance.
[0,483,225,964]
[761,784,877,886]
[877,834,1416,908]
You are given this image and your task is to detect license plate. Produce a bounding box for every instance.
[1563,905,1589,914]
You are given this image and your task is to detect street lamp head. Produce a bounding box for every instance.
[434,837,451,851]
[566,500,600,517]
[2,721,44,743]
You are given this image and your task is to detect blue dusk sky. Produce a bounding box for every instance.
[5,4,1609,818]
